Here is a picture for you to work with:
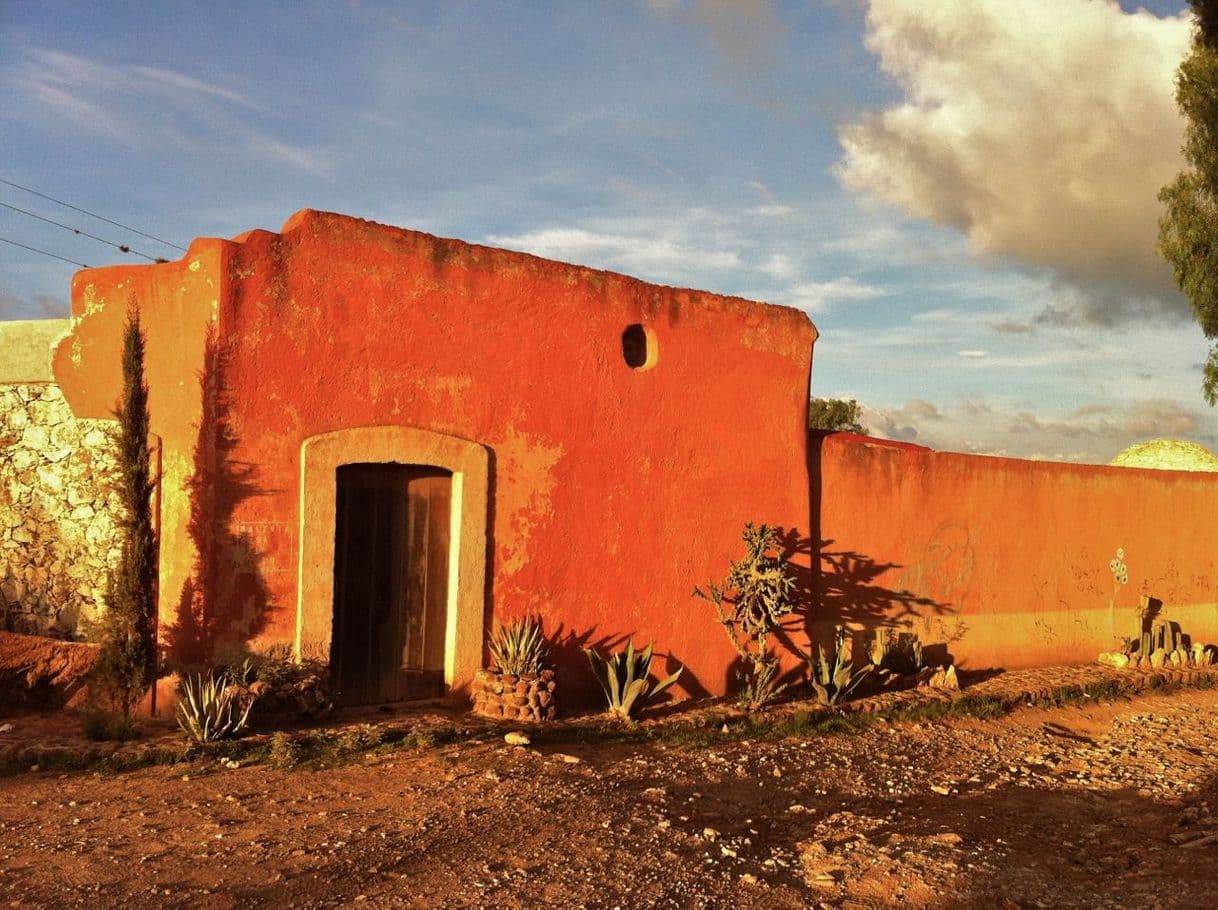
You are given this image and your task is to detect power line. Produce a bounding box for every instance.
[0,200,165,262]
[0,235,91,268]
[0,176,186,252]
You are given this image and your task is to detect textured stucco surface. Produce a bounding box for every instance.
[0,383,121,638]
[812,432,1218,670]
[53,210,818,700]
[35,210,1218,700]
[0,321,70,383]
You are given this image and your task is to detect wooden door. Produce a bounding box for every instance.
[331,463,452,705]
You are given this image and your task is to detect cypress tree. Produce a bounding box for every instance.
[94,302,158,719]
[1159,0,1218,403]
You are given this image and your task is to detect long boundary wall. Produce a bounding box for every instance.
[811,431,1218,670]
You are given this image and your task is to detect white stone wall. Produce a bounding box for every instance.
[0,383,122,639]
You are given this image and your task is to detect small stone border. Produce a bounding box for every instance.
[831,662,1218,718]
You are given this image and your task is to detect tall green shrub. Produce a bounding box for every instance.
[93,303,158,719]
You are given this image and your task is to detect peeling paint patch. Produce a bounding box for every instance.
[81,284,104,318]
[495,426,564,577]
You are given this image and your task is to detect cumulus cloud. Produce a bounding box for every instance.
[838,0,1192,325]
[862,398,942,442]
[861,395,1215,463]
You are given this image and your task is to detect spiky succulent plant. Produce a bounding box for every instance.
[811,626,872,707]
[585,640,683,722]
[488,616,547,676]
[176,672,254,743]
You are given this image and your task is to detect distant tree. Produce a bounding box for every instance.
[808,397,866,434]
[93,303,158,720]
[1158,0,1218,404]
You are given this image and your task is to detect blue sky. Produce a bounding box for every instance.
[0,0,1211,462]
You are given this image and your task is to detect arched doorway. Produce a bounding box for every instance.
[296,426,489,702]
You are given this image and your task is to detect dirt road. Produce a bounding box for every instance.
[1,688,1216,908]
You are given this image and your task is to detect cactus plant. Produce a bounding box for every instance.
[176,672,254,743]
[693,523,797,712]
[810,626,872,706]
[488,616,547,676]
[585,640,682,722]
[737,657,786,713]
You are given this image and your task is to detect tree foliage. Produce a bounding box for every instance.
[93,303,158,719]
[1158,0,1218,404]
[808,397,866,433]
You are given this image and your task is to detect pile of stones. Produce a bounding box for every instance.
[471,668,557,722]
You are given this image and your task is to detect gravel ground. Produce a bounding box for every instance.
[0,687,1216,908]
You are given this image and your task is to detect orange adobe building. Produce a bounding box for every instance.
[52,210,816,704]
[49,210,1218,707]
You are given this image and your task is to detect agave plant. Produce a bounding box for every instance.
[811,626,872,707]
[868,628,924,677]
[737,657,787,713]
[176,672,254,743]
[488,616,547,675]
[585,640,683,722]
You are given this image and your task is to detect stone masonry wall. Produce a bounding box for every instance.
[0,383,121,639]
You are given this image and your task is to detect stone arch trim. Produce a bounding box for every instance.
[296,425,489,693]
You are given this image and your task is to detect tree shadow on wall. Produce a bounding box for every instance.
[802,431,959,656]
[163,326,275,672]
[769,528,955,659]
[815,538,952,627]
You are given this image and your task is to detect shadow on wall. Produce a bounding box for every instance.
[163,326,275,671]
[541,622,708,710]
[803,430,955,647]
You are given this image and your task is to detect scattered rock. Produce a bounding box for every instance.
[503,731,531,746]
[1097,651,1130,669]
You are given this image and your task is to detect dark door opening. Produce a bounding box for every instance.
[331,463,452,705]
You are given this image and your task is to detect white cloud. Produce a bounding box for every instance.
[759,253,797,280]
[747,204,796,219]
[486,225,741,276]
[776,276,887,313]
[861,395,1216,464]
[957,349,988,359]
[838,0,1192,324]
[13,48,329,176]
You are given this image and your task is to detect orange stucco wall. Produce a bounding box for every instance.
[53,210,817,701]
[56,208,1218,703]
[811,431,1218,670]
